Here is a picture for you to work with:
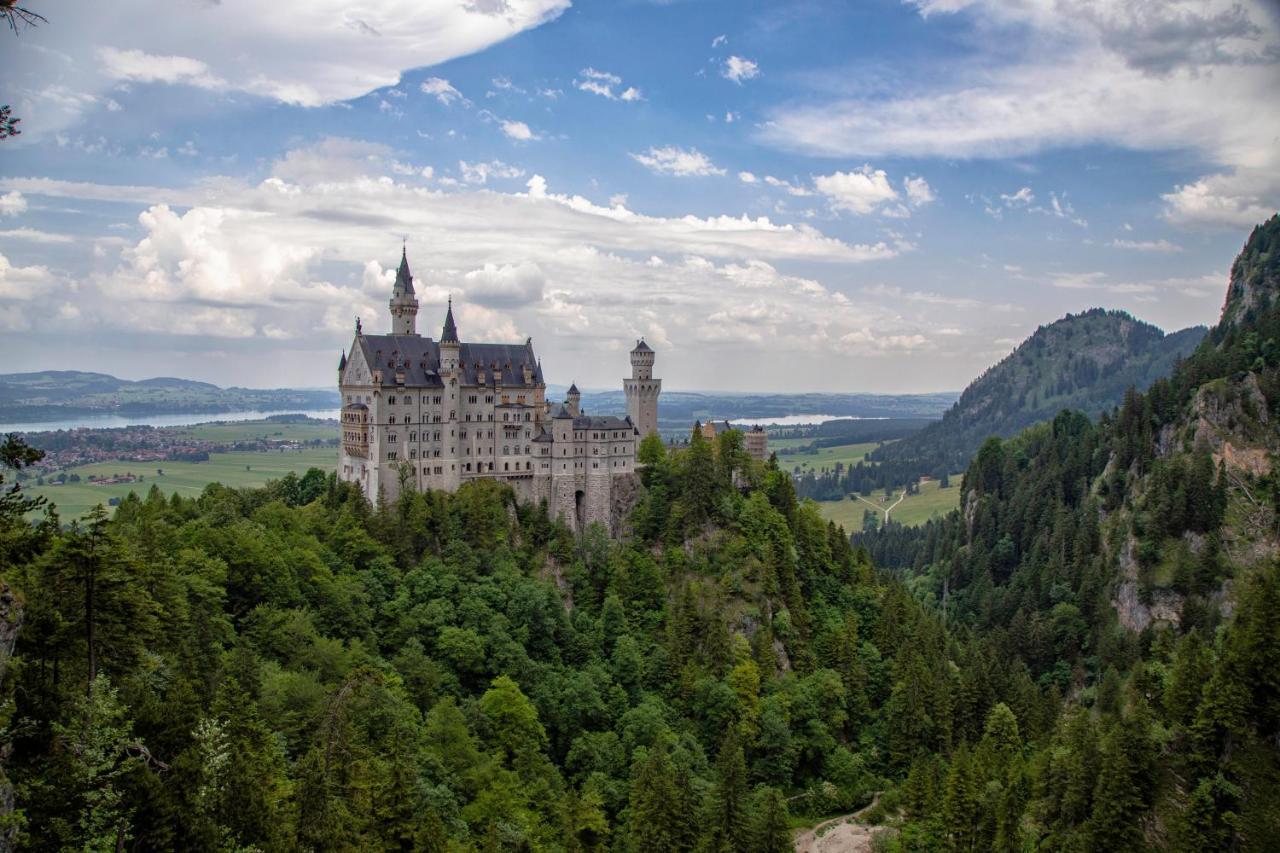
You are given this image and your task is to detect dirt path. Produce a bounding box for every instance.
[854,492,907,523]
[792,796,884,853]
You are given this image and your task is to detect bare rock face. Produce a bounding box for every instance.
[609,472,642,538]
[1112,536,1183,632]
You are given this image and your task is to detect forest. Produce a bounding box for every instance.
[0,216,1277,851]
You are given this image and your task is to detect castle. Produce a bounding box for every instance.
[337,249,660,532]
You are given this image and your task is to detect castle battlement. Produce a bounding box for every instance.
[337,249,660,533]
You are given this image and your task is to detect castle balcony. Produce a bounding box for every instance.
[341,404,370,459]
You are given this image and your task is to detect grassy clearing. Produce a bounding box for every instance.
[172,418,337,443]
[27,448,335,519]
[777,441,887,474]
[816,478,961,531]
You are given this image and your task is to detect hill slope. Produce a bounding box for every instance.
[859,213,1280,847]
[868,308,1205,481]
[0,370,338,422]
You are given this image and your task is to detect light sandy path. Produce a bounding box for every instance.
[793,796,884,853]
[853,492,906,523]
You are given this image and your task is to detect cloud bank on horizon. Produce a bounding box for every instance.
[1,0,1276,393]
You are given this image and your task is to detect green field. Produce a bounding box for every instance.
[172,418,337,443]
[776,441,886,474]
[28,448,336,519]
[816,478,961,530]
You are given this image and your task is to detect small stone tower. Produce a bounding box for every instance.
[623,339,661,437]
[389,247,419,335]
[566,382,581,416]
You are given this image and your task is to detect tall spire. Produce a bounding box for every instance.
[389,246,419,335]
[441,296,459,344]
[394,245,414,295]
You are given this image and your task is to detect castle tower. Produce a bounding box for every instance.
[566,382,581,417]
[623,339,660,437]
[389,247,419,335]
[439,297,460,371]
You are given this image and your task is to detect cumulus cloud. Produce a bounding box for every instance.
[459,160,526,184]
[814,166,899,215]
[500,119,537,141]
[0,191,27,217]
[575,68,642,101]
[761,0,1280,228]
[421,77,466,106]
[904,176,935,207]
[630,146,726,177]
[722,56,760,84]
[1,137,927,385]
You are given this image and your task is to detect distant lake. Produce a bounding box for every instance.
[716,414,885,427]
[2,409,340,434]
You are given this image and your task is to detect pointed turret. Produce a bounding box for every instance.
[567,382,581,417]
[441,297,459,344]
[388,246,420,335]
[338,349,347,372]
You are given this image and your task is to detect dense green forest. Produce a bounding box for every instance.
[0,215,1277,852]
[863,309,1206,489]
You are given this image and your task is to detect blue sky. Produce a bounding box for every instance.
[1,0,1277,393]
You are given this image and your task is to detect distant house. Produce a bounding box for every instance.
[690,419,769,462]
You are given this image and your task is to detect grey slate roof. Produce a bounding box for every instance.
[568,382,579,395]
[573,415,636,432]
[440,299,459,344]
[394,248,414,295]
[532,429,554,443]
[632,339,653,353]
[354,333,543,388]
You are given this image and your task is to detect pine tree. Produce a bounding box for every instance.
[702,729,751,853]
[749,786,791,853]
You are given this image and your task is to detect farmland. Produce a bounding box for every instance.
[27,447,335,519]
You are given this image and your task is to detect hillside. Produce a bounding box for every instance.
[0,370,338,423]
[858,214,1280,848]
[868,309,1206,483]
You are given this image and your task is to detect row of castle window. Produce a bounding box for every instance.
[386,395,444,405]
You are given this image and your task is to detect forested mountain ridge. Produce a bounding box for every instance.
[866,309,1206,484]
[0,370,338,422]
[859,213,1280,848]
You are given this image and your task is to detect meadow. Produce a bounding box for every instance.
[774,440,886,474]
[815,478,960,530]
[28,447,335,519]
[172,418,338,443]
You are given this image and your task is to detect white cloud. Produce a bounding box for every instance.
[1001,187,1034,207]
[0,228,74,243]
[763,175,812,197]
[630,146,726,177]
[1109,238,1183,252]
[761,0,1280,228]
[500,119,536,141]
[711,34,728,48]
[0,191,27,217]
[814,166,899,214]
[421,77,466,106]
[904,176,935,207]
[738,171,757,184]
[459,159,526,184]
[722,55,760,84]
[575,68,642,101]
[97,48,225,90]
[12,1,568,125]
[1162,170,1280,229]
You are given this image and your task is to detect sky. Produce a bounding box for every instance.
[1,0,1278,394]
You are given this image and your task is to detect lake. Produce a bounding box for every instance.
[1,409,340,434]
[711,414,886,427]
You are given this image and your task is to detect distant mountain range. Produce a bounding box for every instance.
[868,309,1208,479]
[1,370,958,428]
[0,371,340,423]
[557,388,958,430]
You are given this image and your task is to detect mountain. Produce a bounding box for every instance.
[858,214,1280,847]
[868,308,1206,481]
[0,370,339,423]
